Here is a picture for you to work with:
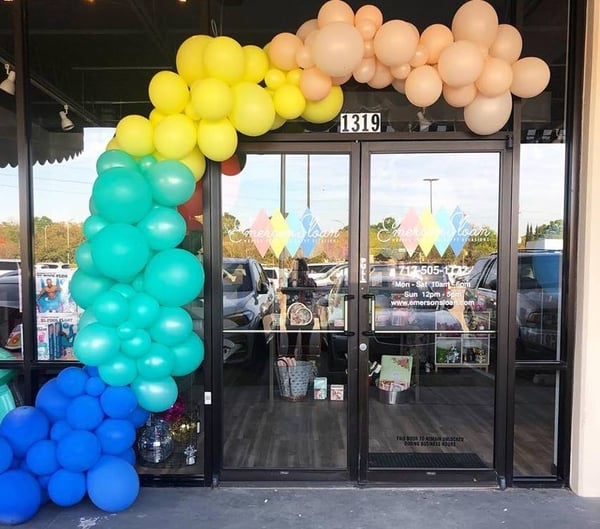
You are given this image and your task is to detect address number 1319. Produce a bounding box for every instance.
[339,112,382,133]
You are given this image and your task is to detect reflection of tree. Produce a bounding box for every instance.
[0,222,20,258]
[523,219,563,245]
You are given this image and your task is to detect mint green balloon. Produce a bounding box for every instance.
[70,270,114,310]
[98,355,137,386]
[96,149,138,175]
[136,343,174,380]
[128,293,160,329]
[137,206,186,251]
[83,215,109,241]
[131,376,178,413]
[73,323,119,366]
[92,291,129,328]
[120,329,152,359]
[145,160,195,207]
[148,307,192,347]
[75,242,100,276]
[170,332,205,376]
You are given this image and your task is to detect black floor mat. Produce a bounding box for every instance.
[368,452,488,469]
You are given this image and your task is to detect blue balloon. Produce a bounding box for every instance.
[117,447,136,465]
[144,249,205,307]
[56,366,89,398]
[145,160,195,207]
[96,149,138,175]
[87,456,139,512]
[137,206,187,251]
[0,470,42,524]
[84,365,100,377]
[126,406,150,428]
[95,419,136,455]
[92,166,153,224]
[85,376,107,397]
[25,440,59,476]
[48,469,87,507]
[66,395,105,431]
[0,437,13,473]
[0,406,49,458]
[50,420,71,442]
[90,223,151,283]
[56,430,101,472]
[35,379,71,423]
[100,386,137,419]
[70,270,115,310]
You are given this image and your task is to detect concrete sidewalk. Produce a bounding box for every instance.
[16,486,600,529]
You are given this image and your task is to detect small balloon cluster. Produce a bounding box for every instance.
[71,149,205,414]
[108,0,550,173]
[0,366,148,525]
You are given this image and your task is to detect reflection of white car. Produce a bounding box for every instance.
[263,266,288,290]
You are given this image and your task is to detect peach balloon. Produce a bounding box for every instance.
[476,57,513,97]
[442,83,478,107]
[312,22,364,77]
[300,67,333,101]
[452,0,499,48]
[420,24,454,64]
[332,73,352,85]
[296,46,314,69]
[296,19,318,42]
[490,24,523,64]
[464,90,513,135]
[363,39,375,58]
[437,40,485,87]
[367,60,393,89]
[392,78,406,94]
[317,0,355,27]
[355,5,383,27]
[510,57,550,98]
[390,63,411,80]
[356,19,377,40]
[353,57,376,83]
[373,20,420,67]
[268,32,303,71]
[410,45,429,68]
[405,65,443,108]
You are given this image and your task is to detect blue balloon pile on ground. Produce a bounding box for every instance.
[0,366,149,524]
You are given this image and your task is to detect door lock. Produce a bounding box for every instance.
[359,343,368,352]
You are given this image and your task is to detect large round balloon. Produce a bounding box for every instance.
[148,70,189,115]
[148,306,193,347]
[437,40,485,88]
[301,85,343,124]
[0,470,42,525]
[243,44,269,84]
[92,290,130,328]
[317,0,355,26]
[136,343,176,380]
[66,394,105,431]
[48,470,87,508]
[56,429,102,472]
[170,332,205,376]
[273,83,306,118]
[203,36,245,85]
[443,82,478,108]
[510,57,550,98]
[75,242,100,276]
[144,249,204,307]
[100,386,138,419]
[373,20,419,67]
[452,0,499,48]
[120,329,153,359]
[145,160,196,207]
[153,113,197,160]
[95,419,136,456]
[190,77,233,120]
[35,378,70,423]
[90,224,150,283]
[25,440,59,476]
[404,65,443,108]
[299,67,331,102]
[464,90,513,135]
[115,115,154,158]
[87,456,140,513]
[0,437,13,474]
[82,214,109,241]
[311,22,364,78]
[98,354,138,386]
[0,406,49,458]
[176,34,212,86]
[197,118,238,162]
[128,293,160,328]
[70,270,115,310]
[92,166,153,224]
[476,57,513,97]
[131,376,178,412]
[137,206,187,251]
[229,82,276,137]
[489,24,523,64]
[96,149,138,175]
[268,32,303,71]
[420,24,454,65]
[73,322,120,366]
[55,366,88,398]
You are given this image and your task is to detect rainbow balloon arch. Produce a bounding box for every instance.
[0,0,549,524]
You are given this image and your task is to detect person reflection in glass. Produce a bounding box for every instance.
[285,258,316,359]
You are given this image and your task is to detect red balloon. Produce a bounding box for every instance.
[177,181,203,231]
[221,153,246,176]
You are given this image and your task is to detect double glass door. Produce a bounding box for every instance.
[219,140,507,484]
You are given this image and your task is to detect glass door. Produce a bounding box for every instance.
[359,142,509,484]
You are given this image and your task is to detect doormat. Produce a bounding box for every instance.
[368,452,487,469]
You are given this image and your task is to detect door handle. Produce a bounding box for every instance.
[362,293,376,334]
[343,294,355,336]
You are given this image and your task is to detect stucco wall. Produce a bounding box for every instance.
[571,0,600,497]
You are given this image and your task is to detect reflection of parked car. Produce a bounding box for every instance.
[463,250,561,360]
[222,258,275,364]
[0,271,21,350]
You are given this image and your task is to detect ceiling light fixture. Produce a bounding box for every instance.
[59,104,75,131]
[0,63,15,95]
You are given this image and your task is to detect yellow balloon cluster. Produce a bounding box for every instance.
[111,0,551,168]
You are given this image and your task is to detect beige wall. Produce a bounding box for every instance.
[571,0,600,497]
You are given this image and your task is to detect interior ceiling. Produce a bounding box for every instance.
[0,0,567,132]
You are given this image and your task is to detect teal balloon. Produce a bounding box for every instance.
[131,376,178,413]
[144,249,204,307]
[83,215,109,241]
[89,196,98,215]
[90,224,150,283]
[131,274,145,292]
[117,322,136,340]
[137,154,157,173]
[170,332,205,376]
[70,270,114,309]
[129,293,160,328]
[98,355,137,386]
[136,343,174,380]
[110,283,137,299]
[91,291,129,327]
[96,149,138,175]
[137,206,186,251]
[73,322,120,366]
[148,306,193,346]
[78,308,98,330]
[145,160,195,207]
[74,242,100,276]
[92,166,153,224]
[120,329,152,358]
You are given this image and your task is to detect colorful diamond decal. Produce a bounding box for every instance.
[398,208,421,257]
[418,208,440,256]
[300,208,321,257]
[450,206,471,255]
[269,209,291,258]
[434,207,455,256]
[285,211,305,257]
[249,209,273,257]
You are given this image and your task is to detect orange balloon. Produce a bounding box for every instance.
[268,32,303,71]
[390,63,411,80]
[300,67,333,101]
[373,20,419,67]
[296,19,318,42]
[363,39,375,58]
[476,57,513,97]
[489,24,523,64]
[317,0,355,27]
[356,19,377,40]
[410,44,429,68]
[405,65,443,108]
[452,0,499,48]
[367,60,393,89]
[510,57,550,98]
[420,24,454,64]
[437,40,485,87]
[332,73,352,85]
[354,5,383,28]
[353,57,376,83]
[295,46,314,69]
[464,90,513,135]
[442,83,478,107]
[312,22,364,77]
[392,79,406,94]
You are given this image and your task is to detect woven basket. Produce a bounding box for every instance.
[275,360,312,400]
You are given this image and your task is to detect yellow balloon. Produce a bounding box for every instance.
[115,115,154,157]
[264,68,286,90]
[229,82,276,137]
[273,84,306,120]
[203,36,245,85]
[190,77,233,120]
[149,108,166,127]
[271,114,287,130]
[148,71,190,115]
[176,35,212,86]
[301,85,344,124]
[153,113,197,160]
[180,147,207,181]
[197,118,238,162]
[286,68,303,86]
[184,100,202,121]
[105,136,120,151]
[243,45,269,83]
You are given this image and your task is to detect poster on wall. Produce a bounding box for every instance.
[35,268,80,361]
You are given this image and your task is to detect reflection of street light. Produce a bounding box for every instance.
[44,226,48,250]
[423,178,439,213]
